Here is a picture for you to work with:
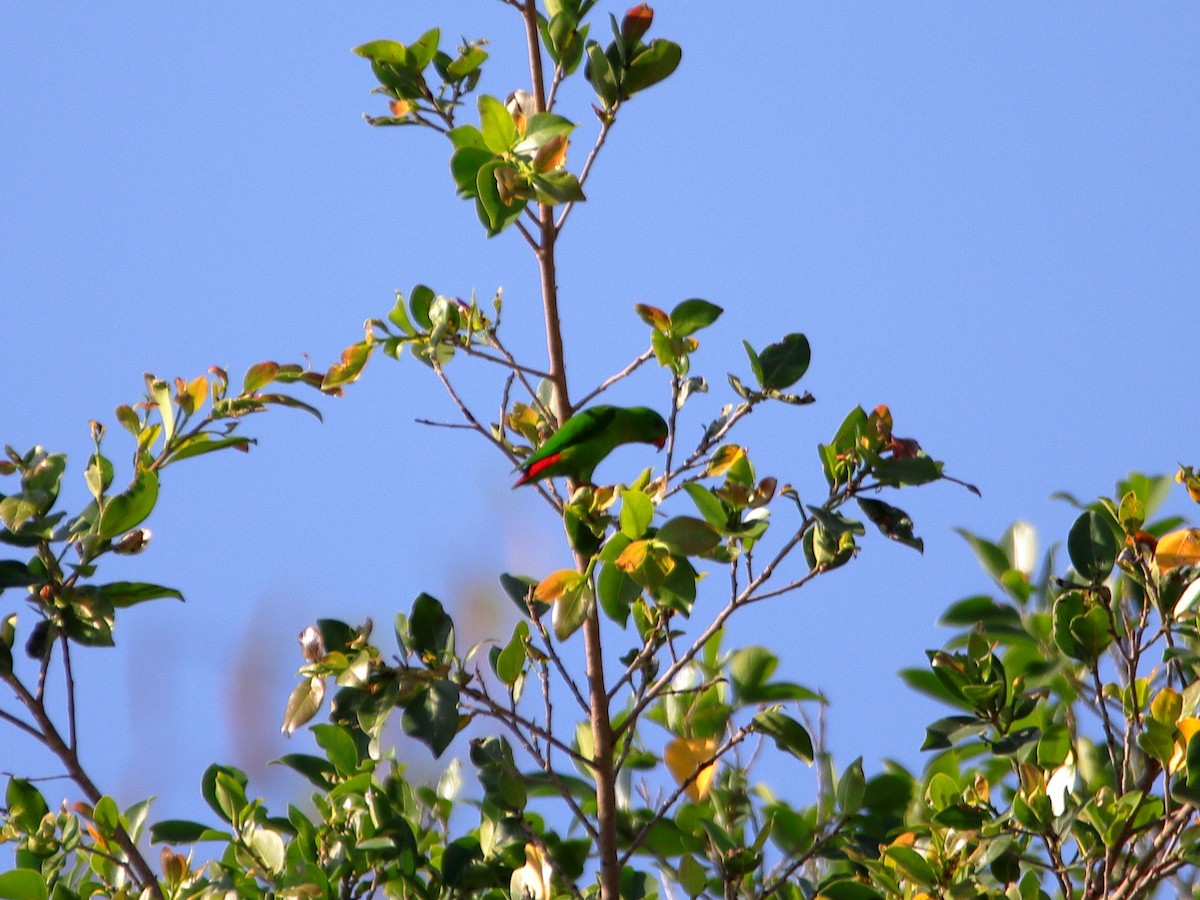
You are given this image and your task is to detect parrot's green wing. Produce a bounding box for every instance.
[520,406,618,472]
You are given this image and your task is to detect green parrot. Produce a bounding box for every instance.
[514,405,669,487]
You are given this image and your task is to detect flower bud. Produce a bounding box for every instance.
[621,4,654,46]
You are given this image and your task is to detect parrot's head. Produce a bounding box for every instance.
[631,407,669,450]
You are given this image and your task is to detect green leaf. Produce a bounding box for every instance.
[478,94,517,154]
[495,621,527,686]
[742,340,763,387]
[85,452,113,500]
[407,592,456,662]
[620,489,654,539]
[522,112,576,147]
[446,45,488,81]
[670,299,722,337]
[97,470,158,540]
[475,159,526,235]
[408,27,440,69]
[883,845,937,886]
[1052,591,1091,661]
[752,709,814,764]
[450,146,493,198]
[0,495,40,532]
[655,516,720,556]
[1068,606,1113,659]
[531,169,586,204]
[313,724,359,776]
[1068,510,1118,582]
[1037,723,1072,767]
[167,433,253,462]
[621,38,683,97]
[353,39,409,64]
[677,853,707,898]
[730,647,777,702]
[402,680,461,757]
[149,818,228,844]
[1117,489,1144,534]
[0,870,48,900]
[857,497,923,552]
[836,758,865,813]
[92,795,120,834]
[753,333,810,391]
[585,42,619,108]
[272,753,336,789]
[200,764,248,825]
[597,562,639,627]
[499,572,550,619]
[921,715,984,750]
[953,528,1011,584]
[683,483,728,530]
[99,581,183,608]
[552,576,594,641]
[6,778,49,832]
[0,561,37,591]
[813,879,883,900]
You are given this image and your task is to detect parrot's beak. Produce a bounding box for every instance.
[653,436,666,450]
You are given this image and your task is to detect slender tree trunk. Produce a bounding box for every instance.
[522,4,620,894]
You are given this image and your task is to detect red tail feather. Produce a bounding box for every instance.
[515,452,562,486]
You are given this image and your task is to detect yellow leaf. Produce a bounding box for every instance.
[1169,716,1200,774]
[1157,529,1200,572]
[615,540,650,574]
[707,444,745,477]
[184,375,208,415]
[509,842,551,900]
[534,569,582,603]
[664,737,718,801]
[1150,686,1183,725]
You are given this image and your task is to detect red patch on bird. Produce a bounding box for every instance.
[653,436,667,449]
[515,452,562,486]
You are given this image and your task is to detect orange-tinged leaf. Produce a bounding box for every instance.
[664,736,718,801]
[868,404,893,446]
[1157,529,1200,572]
[322,342,373,390]
[535,569,583,603]
[1169,717,1200,773]
[614,539,650,574]
[243,361,280,394]
[707,444,745,477]
[532,133,569,172]
[635,303,671,332]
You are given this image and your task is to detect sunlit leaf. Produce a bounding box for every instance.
[1157,529,1200,573]
[97,471,158,540]
[664,737,718,801]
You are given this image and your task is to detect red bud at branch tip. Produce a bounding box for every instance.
[622,4,654,46]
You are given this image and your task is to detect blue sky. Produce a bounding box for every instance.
[2,3,1198,833]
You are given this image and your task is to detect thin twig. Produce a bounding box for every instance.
[573,349,655,411]
[457,343,551,378]
[556,117,614,233]
[515,218,540,252]
[0,705,42,740]
[618,727,752,867]
[414,418,476,430]
[61,635,77,751]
